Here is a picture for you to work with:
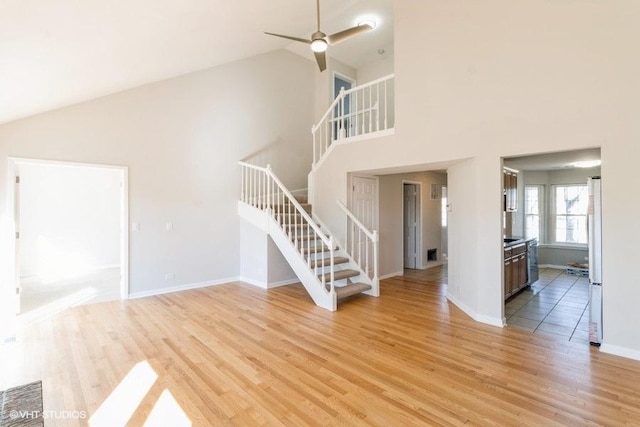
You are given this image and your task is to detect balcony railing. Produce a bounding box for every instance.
[311,74,394,167]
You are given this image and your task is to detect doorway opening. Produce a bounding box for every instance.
[333,72,355,140]
[501,148,601,345]
[346,166,449,284]
[9,158,128,321]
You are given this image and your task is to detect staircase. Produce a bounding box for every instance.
[238,162,379,311]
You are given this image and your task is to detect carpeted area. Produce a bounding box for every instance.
[0,381,43,427]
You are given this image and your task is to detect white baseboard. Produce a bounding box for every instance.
[128,275,299,299]
[379,271,403,280]
[418,261,446,270]
[446,292,505,328]
[239,276,299,290]
[600,343,640,361]
[267,278,300,289]
[539,264,569,270]
[128,277,234,299]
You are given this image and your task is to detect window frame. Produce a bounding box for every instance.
[550,183,589,246]
[524,184,544,242]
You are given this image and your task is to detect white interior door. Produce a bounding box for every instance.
[351,176,378,276]
[352,176,377,229]
[404,183,419,269]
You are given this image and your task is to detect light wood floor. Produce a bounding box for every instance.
[2,267,640,426]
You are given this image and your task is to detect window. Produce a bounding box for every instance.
[553,185,588,244]
[524,185,543,241]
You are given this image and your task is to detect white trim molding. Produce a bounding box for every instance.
[240,277,300,290]
[380,271,403,280]
[128,278,234,300]
[447,292,505,328]
[600,343,640,362]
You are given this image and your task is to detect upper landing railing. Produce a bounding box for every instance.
[311,74,395,168]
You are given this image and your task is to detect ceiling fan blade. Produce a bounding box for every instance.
[327,24,373,45]
[314,50,327,72]
[264,32,311,45]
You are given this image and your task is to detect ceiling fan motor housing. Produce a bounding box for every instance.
[310,31,328,52]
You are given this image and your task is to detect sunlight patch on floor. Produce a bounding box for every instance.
[89,360,191,427]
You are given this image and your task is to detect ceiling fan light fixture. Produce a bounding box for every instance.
[310,39,328,52]
[356,17,377,30]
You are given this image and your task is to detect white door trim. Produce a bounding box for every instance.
[7,157,130,308]
[402,180,423,269]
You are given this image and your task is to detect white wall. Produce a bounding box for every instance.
[357,51,395,84]
[393,0,640,353]
[239,220,296,288]
[18,162,121,278]
[0,50,316,303]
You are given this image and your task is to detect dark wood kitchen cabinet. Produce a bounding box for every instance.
[504,243,528,300]
[503,169,518,212]
[504,246,513,298]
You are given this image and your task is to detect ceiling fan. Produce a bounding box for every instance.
[265,0,374,72]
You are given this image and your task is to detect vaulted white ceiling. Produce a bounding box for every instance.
[0,0,393,125]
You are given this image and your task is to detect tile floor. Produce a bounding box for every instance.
[505,268,591,344]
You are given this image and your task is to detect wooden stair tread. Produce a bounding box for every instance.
[302,245,336,254]
[319,269,360,282]
[273,203,311,213]
[309,257,349,269]
[335,283,372,300]
[291,233,325,241]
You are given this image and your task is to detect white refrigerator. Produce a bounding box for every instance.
[588,177,603,346]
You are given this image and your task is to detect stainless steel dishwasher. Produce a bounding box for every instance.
[527,239,539,284]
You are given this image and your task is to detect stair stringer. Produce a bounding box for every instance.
[238,202,337,311]
[267,214,338,311]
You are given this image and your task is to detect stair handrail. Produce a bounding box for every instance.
[239,161,336,294]
[311,73,395,167]
[336,200,379,289]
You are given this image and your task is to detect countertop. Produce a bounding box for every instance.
[504,237,537,248]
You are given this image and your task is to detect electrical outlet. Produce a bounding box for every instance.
[165,273,175,280]
[584,256,588,261]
